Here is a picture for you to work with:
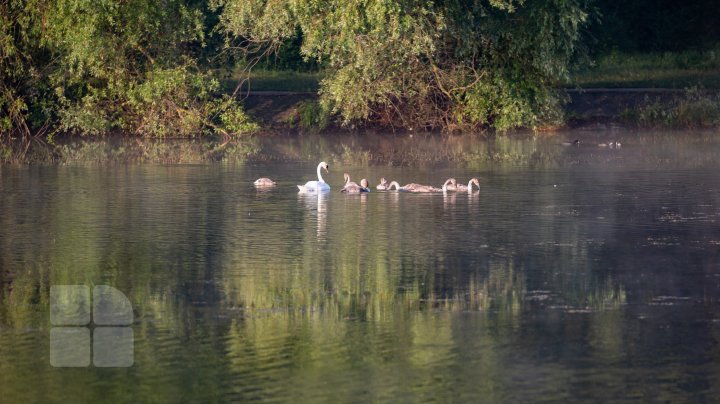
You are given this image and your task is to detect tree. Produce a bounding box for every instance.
[0,0,256,138]
[215,0,588,131]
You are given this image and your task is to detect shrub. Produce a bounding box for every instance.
[623,88,720,128]
[297,100,330,131]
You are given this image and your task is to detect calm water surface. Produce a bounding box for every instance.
[2,132,720,402]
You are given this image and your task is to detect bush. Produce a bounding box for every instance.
[1,0,258,139]
[623,88,720,128]
[217,98,260,136]
[297,100,330,131]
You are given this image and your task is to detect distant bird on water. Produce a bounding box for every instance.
[342,178,370,193]
[456,178,480,192]
[444,178,480,192]
[253,178,276,187]
[388,181,443,193]
[343,173,359,188]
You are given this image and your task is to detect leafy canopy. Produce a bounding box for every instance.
[1,0,256,138]
[215,0,588,131]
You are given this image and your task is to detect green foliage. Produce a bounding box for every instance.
[1,0,256,139]
[595,48,720,71]
[676,90,720,128]
[297,100,330,131]
[254,29,321,72]
[4,0,719,138]
[56,94,113,136]
[0,0,49,136]
[122,66,215,137]
[216,97,260,135]
[215,0,589,132]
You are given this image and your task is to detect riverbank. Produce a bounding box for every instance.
[2,89,719,164]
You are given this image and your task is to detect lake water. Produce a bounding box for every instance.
[2,131,720,401]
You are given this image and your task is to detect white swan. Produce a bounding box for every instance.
[297,161,330,192]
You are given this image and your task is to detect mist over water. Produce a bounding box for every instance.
[2,131,720,401]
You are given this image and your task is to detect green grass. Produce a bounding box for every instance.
[221,50,720,92]
[571,47,720,88]
[218,68,323,93]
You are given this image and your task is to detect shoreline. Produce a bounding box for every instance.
[1,89,717,153]
[3,125,720,166]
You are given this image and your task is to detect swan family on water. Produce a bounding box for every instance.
[254,161,480,194]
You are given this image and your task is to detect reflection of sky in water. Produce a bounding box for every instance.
[1,132,720,401]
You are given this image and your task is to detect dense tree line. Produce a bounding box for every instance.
[1,0,717,137]
[0,0,255,138]
[588,0,720,53]
[220,0,590,131]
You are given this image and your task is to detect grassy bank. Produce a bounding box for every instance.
[218,69,322,93]
[226,48,720,94]
[571,47,720,88]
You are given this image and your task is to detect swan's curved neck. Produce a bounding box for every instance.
[389,181,401,190]
[468,179,479,192]
[317,164,325,183]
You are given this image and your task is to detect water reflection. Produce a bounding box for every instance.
[1,133,720,401]
[443,191,457,208]
[298,191,329,240]
[5,129,720,168]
